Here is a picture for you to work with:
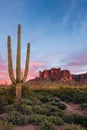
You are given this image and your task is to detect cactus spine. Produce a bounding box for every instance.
[7,24,30,110]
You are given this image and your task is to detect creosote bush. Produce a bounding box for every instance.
[6,110,29,125]
[39,120,56,130]
[0,120,15,130]
[63,113,87,127]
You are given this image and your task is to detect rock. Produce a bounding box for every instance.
[27,67,87,84]
[0,113,8,120]
[39,68,72,82]
[60,70,72,82]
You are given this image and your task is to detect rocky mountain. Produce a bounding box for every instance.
[26,67,87,85]
[39,68,72,82]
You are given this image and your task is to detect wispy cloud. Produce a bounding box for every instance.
[63,48,87,74]
[62,0,76,27]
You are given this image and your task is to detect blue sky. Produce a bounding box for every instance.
[0,0,87,84]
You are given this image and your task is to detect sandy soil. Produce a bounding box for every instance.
[16,124,87,130]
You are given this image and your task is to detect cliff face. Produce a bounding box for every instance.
[39,68,87,83]
[26,68,87,85]
[39,68,72,82]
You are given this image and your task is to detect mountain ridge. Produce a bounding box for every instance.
[26,68,87,85]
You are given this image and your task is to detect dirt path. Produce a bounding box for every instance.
[16,124,67,130]
[16,125,38,130]
[16,124,87,130]
[58,98,87,116]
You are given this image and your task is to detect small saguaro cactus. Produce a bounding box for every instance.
[7,24,30,110]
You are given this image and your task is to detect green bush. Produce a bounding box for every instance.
[0,120,15,130]
[65,124,84,130]
[6,96,15,104]
[5,104,15,113]
[7,85,15,96]
[22,86,32,98]
[49,107,64,117]
[21,104,33,115]
[0,95,14,105]
[0,95,8,105]
[58,103,66,110]
[40,96,51,103]
[39,120,56,130]
[22,98,32,105]
[48,116,64,125]
[0,104,5,114]
[63,114,87,127]
[6,110,29,125]
[50,100,60,106]
[28,114,44,125]
[57,87,87,104]
[59,93,72,102]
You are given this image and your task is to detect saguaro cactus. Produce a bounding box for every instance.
[7,24,30,110]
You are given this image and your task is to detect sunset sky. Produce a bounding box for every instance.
[0,0,87,84]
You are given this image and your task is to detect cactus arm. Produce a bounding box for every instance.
[22,43,30,82]
[7,36,16,84]
[16,24,21,82]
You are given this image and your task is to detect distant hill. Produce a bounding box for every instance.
[26,68,87,86]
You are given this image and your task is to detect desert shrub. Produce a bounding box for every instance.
[0,95,8,105]
[65,124,84,130]
[48,116,64,125]
[6,110,29,125]
[39,120,56,130]
[0,120,15,130]
[50,100,60,106]
[32,98,41,105]
[28,114,44,125]
[32,104,49,115]
[63,114,87,127]
[55,87,87,104]
[0,95,14,105]
[29,114,64,126]
[58,103,66,110]
[21,104,33,115]
[50,101,59,106]
[38,104,64,117]
[48,106,64,117]
[6,96,15,104]
[0,104,5,114]
[80,103,87,110]
[22,98,32,105]
[59,93,72,102]
[22,86,32,98]
[73,95,86,104]
[7,85,15,96]
[5,104,16,113]
[50,106,59,112]
[40,96,51,103]
[32,105,41,113]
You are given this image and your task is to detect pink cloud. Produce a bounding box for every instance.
[65,48,87,67]
[67,60,87,67]
[63,48,87,74]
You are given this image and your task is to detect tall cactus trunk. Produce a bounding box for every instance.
[7,24,30,111]
[16,83,22,111]
[16,24,21,82]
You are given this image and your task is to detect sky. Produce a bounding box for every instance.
[0,0,87,84]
